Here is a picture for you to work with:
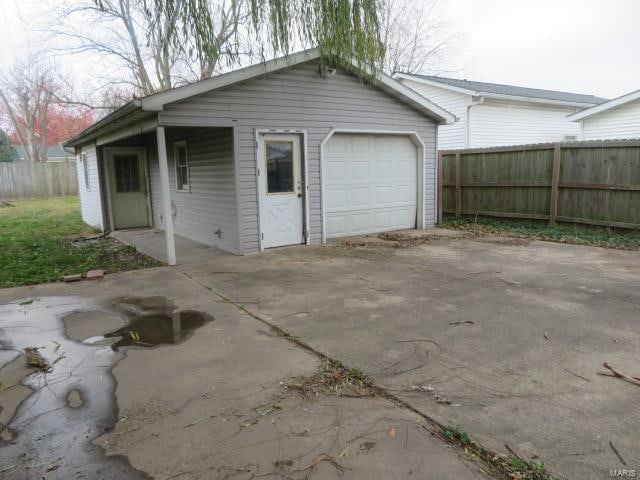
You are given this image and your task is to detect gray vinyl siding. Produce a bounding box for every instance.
[159,60,437,253]
[76,142,104,230]
[147,127,239,254]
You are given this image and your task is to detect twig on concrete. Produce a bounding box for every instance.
[609,441,627,466]
[302,453,344,479]
[598,372,640,381]
[449,320,474,325]
[563,368,591,382]
[600,363,640,387]
[396,338,442,351]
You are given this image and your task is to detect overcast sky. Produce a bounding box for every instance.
[0,0,638,100]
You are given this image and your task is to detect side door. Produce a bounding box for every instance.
[258,134,303,248]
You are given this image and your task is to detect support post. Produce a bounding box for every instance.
[549,143,561,226]
[455,151,462,217]
[156,126,176,265]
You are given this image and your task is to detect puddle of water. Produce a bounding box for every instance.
[0,296,213,480]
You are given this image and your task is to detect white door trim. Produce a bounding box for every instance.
[254,129,309,252]
[319,129,426,244]
[103,146,151,231]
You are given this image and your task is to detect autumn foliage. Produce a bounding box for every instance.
[6,107,94,147]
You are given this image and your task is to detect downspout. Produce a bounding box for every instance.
[466,95,484,148]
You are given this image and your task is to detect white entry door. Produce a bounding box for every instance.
[106,148,150,230]
[324,134,418,238]
[258,134,304,248]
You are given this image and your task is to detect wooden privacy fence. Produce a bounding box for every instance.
[439,140,640,229]
[0,162,78,199]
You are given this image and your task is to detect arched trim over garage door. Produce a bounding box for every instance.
[319,129,427,243]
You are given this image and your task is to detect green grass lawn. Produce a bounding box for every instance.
[442,214,640,251]
[0,197,161,288]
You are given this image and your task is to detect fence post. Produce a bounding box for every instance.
[437,151,443,224]
[549,143,561,225]
[455,151,462,217]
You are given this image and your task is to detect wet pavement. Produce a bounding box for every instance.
[0,296,213,480]
[0,267,491,480]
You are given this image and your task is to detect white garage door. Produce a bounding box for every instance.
[324,134,418,238]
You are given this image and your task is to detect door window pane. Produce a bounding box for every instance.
[114,155,141,192]
[266,141,293,193]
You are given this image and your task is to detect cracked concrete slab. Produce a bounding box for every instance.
[178,237,640,479]
[0,266,488,480]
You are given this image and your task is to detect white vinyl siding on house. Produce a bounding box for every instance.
[159,60,437,254]
[398,79,470,150]
[148,127,240,254]
[579,98,640,140]
[76,143,104,230]
[469,100,581,148]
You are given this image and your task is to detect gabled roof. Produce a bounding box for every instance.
[394,73,608,107]
[568,88,640,121]
[65,49,455,147]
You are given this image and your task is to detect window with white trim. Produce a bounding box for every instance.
[174,141,190,191]
[81,152,90,191]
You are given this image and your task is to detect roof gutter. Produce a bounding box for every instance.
[63,100,142,148]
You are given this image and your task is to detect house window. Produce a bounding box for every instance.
[81,152,90,191]
[174,141,190,191]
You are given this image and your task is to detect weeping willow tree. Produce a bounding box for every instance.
[95,0,385,78]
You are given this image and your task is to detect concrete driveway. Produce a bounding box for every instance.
[0,261,488,479]
[1,232,639,479]
[177,234,640,479]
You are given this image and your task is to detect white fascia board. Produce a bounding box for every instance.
[376,72,456,124]
[568,89,640,121]
[394,73,477,96]
[395,73,599,109]
[482,93,598,108]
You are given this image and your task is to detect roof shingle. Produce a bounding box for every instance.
[406,74,608,105]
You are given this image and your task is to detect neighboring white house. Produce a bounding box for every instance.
[568,89,640,140]
[394,74,607,150]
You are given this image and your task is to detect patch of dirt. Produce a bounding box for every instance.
[340,232,467,250]
[475,236,531,246]
[283,359,375,398]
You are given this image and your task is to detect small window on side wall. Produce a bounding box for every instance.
[174,141,190,192]
[81,152,90,191]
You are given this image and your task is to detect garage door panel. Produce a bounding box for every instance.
[351,136,370,153]
[393,207,416,227]
[351,161,371,180]
[327,161,346,181]
[351,187,371,208]
[374,211,392,228]
[326,187,347,209]
[396,159,415,178]
[375,160,393,178]
[327,215,347,236]
[325,134,417,239]
[394,185,415,203]
[374,185,393,205]
[350,212,371,233]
